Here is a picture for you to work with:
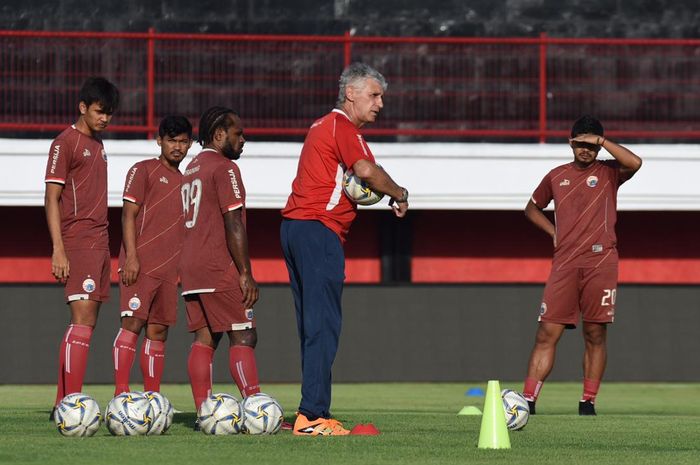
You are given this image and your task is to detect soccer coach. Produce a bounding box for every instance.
[281,63,409,436]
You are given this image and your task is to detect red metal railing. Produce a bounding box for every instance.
[2,30,700,141]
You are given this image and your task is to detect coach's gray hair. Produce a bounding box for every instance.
[336,62,388,107]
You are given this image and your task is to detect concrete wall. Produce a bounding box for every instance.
[2,283,699,384]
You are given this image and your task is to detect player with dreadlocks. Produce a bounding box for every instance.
[179,106,260,427]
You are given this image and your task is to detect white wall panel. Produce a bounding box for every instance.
[1,139,697,210]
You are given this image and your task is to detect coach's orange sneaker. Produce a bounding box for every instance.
[293,413,350,436]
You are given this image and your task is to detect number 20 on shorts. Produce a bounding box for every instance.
[601,289,616,306]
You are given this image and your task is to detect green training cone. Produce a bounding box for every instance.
[457,406,482,415]
[477,380,511,449]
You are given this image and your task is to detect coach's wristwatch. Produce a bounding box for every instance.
[394,187,409,204]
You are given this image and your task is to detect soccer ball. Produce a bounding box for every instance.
[241,393,284,434]
[144,391,174,435]
[501,389,530,431]
[54,393,102,437]
[105,392,154,436]
[342,169,384,206]
[198,393,244,435]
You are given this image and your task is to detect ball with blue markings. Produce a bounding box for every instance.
[241,393,284,435]
[501,389,530,431]
[342,169,384,206]
[105,392,154,436]
[54,393,102,437]
[198,393,244,435]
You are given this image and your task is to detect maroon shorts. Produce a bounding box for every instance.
[184,290,255,333]
[539,265,618,328]
[64,249,111,303]
[119,273,178,326]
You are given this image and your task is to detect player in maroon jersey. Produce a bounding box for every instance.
[45,77,119,418]
[112,115,193,396]
[179,107,261,425]
[522,115,642,415]
[281,63,409,435]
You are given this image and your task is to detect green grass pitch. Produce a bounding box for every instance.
[1,382,700,465]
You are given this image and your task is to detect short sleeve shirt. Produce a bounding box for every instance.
[531,159,623,270]
[179,149,247,294]
[44,126,109,250]
[118,158,184,284]
[281,109,376,241]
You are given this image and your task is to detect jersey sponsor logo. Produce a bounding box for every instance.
[124,166,138,193]
[559,179,570,187]
[184,165,200,176]
[586,175,598,188]
[539,302,547,316]
[592,244,603,253]
[245,308,254,320]
[128,296,141,311]
[228,168,242,199]
[159,176,169,184]
[83,148,92,157]
[82,278,96,293]
[50,144,61,174]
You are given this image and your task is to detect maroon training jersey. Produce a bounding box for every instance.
[119,158,184,284]
[179,149,247,294]
[281,109,376,242]
[44,125,109,250]
[531,159,624,270]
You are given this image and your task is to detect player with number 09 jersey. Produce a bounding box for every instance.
[179,107,261,421]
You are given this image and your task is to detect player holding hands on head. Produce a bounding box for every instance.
[112,116,193,395]
[179,107,261,426]
[522,115,642,415]
[281,63,408,436]
[45,77,119,419]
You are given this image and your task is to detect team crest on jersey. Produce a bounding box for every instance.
[159,176,169,184]
[539,302,547,316]
[128,297,141,311]
[559,179,570,187]
[245,309,254,320]
[82,148,92,157]
[101,149,107,161]
[586,175,598,187]
[82,278,96,293]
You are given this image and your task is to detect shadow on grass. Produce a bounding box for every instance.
[173,411,198,429]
